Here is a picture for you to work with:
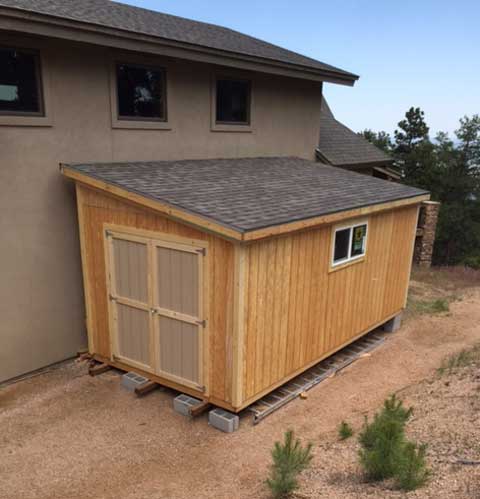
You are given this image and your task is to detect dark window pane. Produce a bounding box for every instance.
[334,228,350,263]
[117,64,166,120]
[216,79,250,124]
[0,47,42,115]
[351,224,367,257]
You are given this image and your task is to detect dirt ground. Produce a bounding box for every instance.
[1,268,480,499]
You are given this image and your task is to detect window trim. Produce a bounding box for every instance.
[330,219,369,271]
[211,74,253,133]
[110,59,172,130]
[0,43,52,127]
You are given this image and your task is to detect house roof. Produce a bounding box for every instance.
[317,98,393,168]
[0,0,358,85]
[62,157,428,241]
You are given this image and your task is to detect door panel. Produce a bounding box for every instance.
[116,303,151,366]
[154,243,202,387]
[113,238,148,303]
[109,236,153,371]
[158,316,199,384]
[156,246,199,316]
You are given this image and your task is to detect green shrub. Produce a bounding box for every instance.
[463,255,480,270]
[358,395,430,491]
[395,442,430,491]
[266,430,313,498]
[358,395,412,481]
[338,421,354,440]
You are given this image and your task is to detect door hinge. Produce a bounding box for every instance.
[196,248,206,256]
[196,319,207,328]
[109,294,117,302]
[105,230,112,238]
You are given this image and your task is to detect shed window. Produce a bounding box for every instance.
[332,222,368,267]
[0,47,43,116]
[116,63,167,121]
[216,79,251,124]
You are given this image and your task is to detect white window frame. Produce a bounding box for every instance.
[331,219,368,268]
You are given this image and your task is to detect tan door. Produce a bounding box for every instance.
[108,234,154,372]
[105,228,205,390]
[153,242,203,390]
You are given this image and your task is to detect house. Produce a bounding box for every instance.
[0,0,427,394]
[61,158,427,411]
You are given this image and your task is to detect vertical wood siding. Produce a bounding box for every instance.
[242,205,419,404]
[78,184,235,404]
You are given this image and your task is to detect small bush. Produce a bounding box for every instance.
[358,395,411,481]
[358,395,429,491]
[395,442,430,491]
[266,430,313,498]
[338,421,354,440]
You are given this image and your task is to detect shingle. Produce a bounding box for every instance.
[0,0,357,81]
[64,157,427,232]
[318,98,392,167]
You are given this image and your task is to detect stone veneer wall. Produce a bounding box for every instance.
[413,201,441,267]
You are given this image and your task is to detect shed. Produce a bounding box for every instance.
[61,157,429,412]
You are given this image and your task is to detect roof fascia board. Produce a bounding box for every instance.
[0,8,357,85]
[241,193,430,241]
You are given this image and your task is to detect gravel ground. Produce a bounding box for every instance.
[1,270,479,499]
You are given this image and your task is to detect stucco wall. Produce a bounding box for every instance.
[0,32,323,382]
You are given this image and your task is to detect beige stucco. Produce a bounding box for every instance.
[0,31,323,382]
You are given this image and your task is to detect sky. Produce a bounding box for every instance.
[122,0,480,137]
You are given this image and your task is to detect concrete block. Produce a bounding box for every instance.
[173,394,201,417]
[208,408,240,433]
[383,313,402,333]
[121,372,149,392]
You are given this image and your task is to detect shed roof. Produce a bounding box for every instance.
[0,0,358,84]
[317,99,393,168]
[62,157,428,241]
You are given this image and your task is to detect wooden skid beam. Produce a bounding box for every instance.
[134,380,159,397]
[189,401,211,418]
[88,362,111,376]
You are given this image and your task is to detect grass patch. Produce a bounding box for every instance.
[438,344,480,375]
[407,297,450,315]
[338,421,354,440]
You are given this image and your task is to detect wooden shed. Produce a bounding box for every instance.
[61,157,429,412]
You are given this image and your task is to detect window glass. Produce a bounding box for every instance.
[351,224,367,257]
[0,47,43,115]
[117,63,166,120]
[216,79,250,124]
[334,228,350,263]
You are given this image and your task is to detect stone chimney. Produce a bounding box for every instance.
[413,201,440,267]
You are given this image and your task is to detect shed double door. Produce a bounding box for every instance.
[106,229,205,390]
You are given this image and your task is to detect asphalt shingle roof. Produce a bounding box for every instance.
[318,99,392,167]
[0,0,357,81]
[64,157,427,233]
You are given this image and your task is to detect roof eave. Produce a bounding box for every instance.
[0,6,358,85]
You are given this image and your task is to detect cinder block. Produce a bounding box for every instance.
[173,394,201,417]
[208,408,240,433]
[121,371,149,392]
[383,313,402,333]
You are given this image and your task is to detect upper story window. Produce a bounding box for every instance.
[116,63,167,121]
[215,78,251,125]
[0,46,44,116]
[332,221,368,267]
